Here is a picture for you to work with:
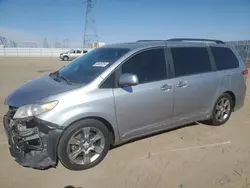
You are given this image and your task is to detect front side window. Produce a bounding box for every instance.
[58,48,129,84]
[121,48,167,84]
[70,50,75,54]
[76,50,81,54]
[171,47,211,77]
[210,47,239,70]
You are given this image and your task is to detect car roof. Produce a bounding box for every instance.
[102,38,229,50]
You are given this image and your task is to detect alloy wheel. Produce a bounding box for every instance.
[215,97,231,122]
[66,127,105,165]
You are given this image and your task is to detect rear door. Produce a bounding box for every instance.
[169,46,220,125]
[113,48,175,139]
[76,50,82,58]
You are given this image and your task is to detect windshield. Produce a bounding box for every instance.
[58,47,130,84]
[62,49,73,54]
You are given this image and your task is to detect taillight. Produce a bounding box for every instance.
[242,69,248,75]
[242,69,248,81]
[242,69,248,82]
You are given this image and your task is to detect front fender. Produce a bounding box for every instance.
[38,99,120,145]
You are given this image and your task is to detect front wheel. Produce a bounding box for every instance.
[58,119,111,170]
[205,93,233,126]
[63,56,69,61]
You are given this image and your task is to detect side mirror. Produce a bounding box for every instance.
[119,73,139,87]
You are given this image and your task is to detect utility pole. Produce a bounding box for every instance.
[82,0,98,49]
[62,38,69,48]
[43,38,49,48]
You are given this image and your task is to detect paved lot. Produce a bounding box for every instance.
[0,57,250,188]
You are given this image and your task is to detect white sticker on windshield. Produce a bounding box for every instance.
[93,62,109,67]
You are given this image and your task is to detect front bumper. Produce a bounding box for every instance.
[3,108,63,170]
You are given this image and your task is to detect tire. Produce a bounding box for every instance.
[63,56,69,61]
[205,93,233,126]
[58,119,111,171]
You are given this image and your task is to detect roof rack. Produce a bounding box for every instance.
[137,40,164,42]
[166,38,225,44]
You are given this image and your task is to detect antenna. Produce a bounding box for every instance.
[82,0,98,49]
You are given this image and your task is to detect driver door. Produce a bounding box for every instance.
[113,48,175,139]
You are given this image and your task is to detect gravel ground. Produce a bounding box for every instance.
[0,57,250,188]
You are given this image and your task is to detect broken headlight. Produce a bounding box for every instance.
[13,101,58,119]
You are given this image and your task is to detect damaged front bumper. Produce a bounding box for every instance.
[3,106,63,170]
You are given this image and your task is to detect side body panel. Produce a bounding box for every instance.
[113,80,175,139]
[167,44,220,124]
[171,72,220,125]
[208,44,247,112]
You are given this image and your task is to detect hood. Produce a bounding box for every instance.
[5,74,79,107]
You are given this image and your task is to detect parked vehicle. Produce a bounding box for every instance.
[3,38,247,171]
[60,49,88,61]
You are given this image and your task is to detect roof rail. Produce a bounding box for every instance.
[166,38,225,44]
[137,40,165,42]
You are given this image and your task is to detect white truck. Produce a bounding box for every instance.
[59,49,88,61]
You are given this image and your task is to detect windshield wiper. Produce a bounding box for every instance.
[49,71,72,85]
[57,75,72,85]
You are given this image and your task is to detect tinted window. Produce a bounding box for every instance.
[210,47,239,70]
[76,50,81,53]
[121,48,167,84]
[58,48,129,84]
[70,50,75,54]
[171,47,211,77]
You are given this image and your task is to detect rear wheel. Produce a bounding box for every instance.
[58,119,111,170]
[205,93,233,126]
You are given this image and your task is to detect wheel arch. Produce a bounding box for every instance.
[54,116,117,166]
[63,55,69,60]
[60,116,116,145]
[223,91,236,109]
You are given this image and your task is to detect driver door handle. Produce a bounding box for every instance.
[176,81,188,88]
[160,84,172,91]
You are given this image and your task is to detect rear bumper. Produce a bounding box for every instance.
[3,114,63,170]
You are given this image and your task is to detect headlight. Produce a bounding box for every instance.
[13,101,58,119]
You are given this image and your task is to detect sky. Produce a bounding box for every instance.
[0,0,249,47]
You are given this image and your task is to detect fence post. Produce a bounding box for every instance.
[247,45,249,64]
[4,47,6,56]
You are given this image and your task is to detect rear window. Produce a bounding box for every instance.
[171,47,211,77]
[210,47,239,70]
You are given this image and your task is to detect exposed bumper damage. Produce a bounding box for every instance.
[3,106,63,170]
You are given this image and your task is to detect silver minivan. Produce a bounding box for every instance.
[3,38,248,171]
